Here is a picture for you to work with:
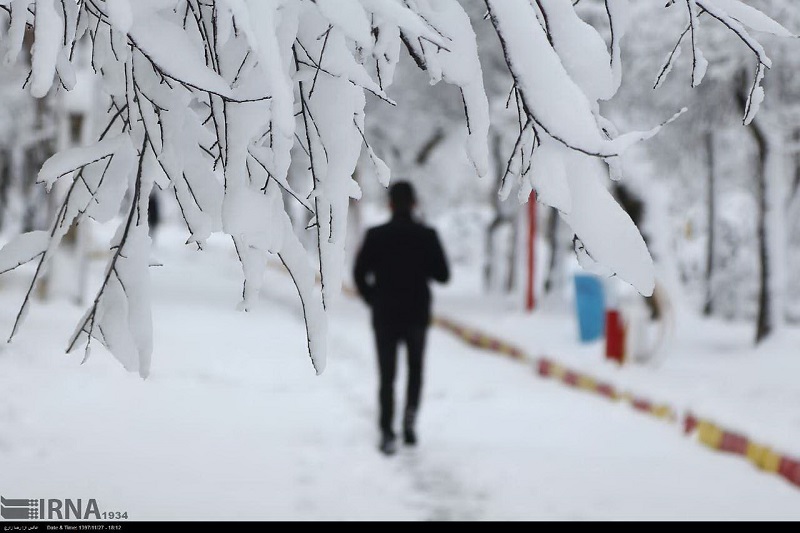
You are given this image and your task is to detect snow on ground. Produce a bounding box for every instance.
[0,225,798,520]
[434,266,800,462]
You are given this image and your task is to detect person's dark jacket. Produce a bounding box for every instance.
[354,213,450,327]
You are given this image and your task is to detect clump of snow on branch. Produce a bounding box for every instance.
[0,0,791,376]
[486,0,791,298]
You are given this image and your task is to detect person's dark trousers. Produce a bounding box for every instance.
[374,322,428,437]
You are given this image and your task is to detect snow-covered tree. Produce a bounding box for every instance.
[0,12,57,236]
[0,0,793,376]
[608,0,800,342]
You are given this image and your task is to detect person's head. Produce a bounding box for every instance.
[389,181,416,215]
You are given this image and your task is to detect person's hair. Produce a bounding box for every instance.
[389,181,416,214]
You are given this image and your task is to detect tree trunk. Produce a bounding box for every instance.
[790,128,800,205]
[750,120,772,343]
[506,213,518,293]
[543,207,560,294]
[0,149,9,232]
[737,73,786,345]
[483,133,513,291]
[483,133,502,290]
[703,131,716,316]
[787,128,800,232]
[484,131,518,293]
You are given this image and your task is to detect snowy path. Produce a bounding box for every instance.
[1,233,799,520]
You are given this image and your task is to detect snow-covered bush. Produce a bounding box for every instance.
[0,0,792,376]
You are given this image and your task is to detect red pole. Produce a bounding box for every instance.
[526,191,537,312]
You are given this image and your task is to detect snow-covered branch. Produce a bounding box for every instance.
[659,0,795,124]
[0,0,792,376]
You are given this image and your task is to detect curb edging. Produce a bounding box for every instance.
[432,313,800,491]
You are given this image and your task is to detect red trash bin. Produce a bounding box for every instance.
[605,309,625,364]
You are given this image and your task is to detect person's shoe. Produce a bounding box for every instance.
[379,433,397,456]
[403,409,417,446]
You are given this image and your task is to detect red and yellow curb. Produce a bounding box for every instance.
[431,314,800,492]
[538,359,617,400]
[433,315,678,423]
[684,413,800,489]
[432,316,526,361]
[536,358,677,421]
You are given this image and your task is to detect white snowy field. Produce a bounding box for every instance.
[1,227,799,520]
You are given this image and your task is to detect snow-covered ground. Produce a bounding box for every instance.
[435,266,800,462]
[1,226,799,520]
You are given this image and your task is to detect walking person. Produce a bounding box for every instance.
[353,182,450,455]
[148,191,161,243]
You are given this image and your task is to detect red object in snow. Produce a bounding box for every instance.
[537,359,552,377]
[720,431,749,456]
[684,413,699,435]
[563,371,580,387]
[526,192,537,312]
[605,309,625,364]
[778,457,800,486]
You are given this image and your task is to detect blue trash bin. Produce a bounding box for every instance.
[574,274,605,342]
